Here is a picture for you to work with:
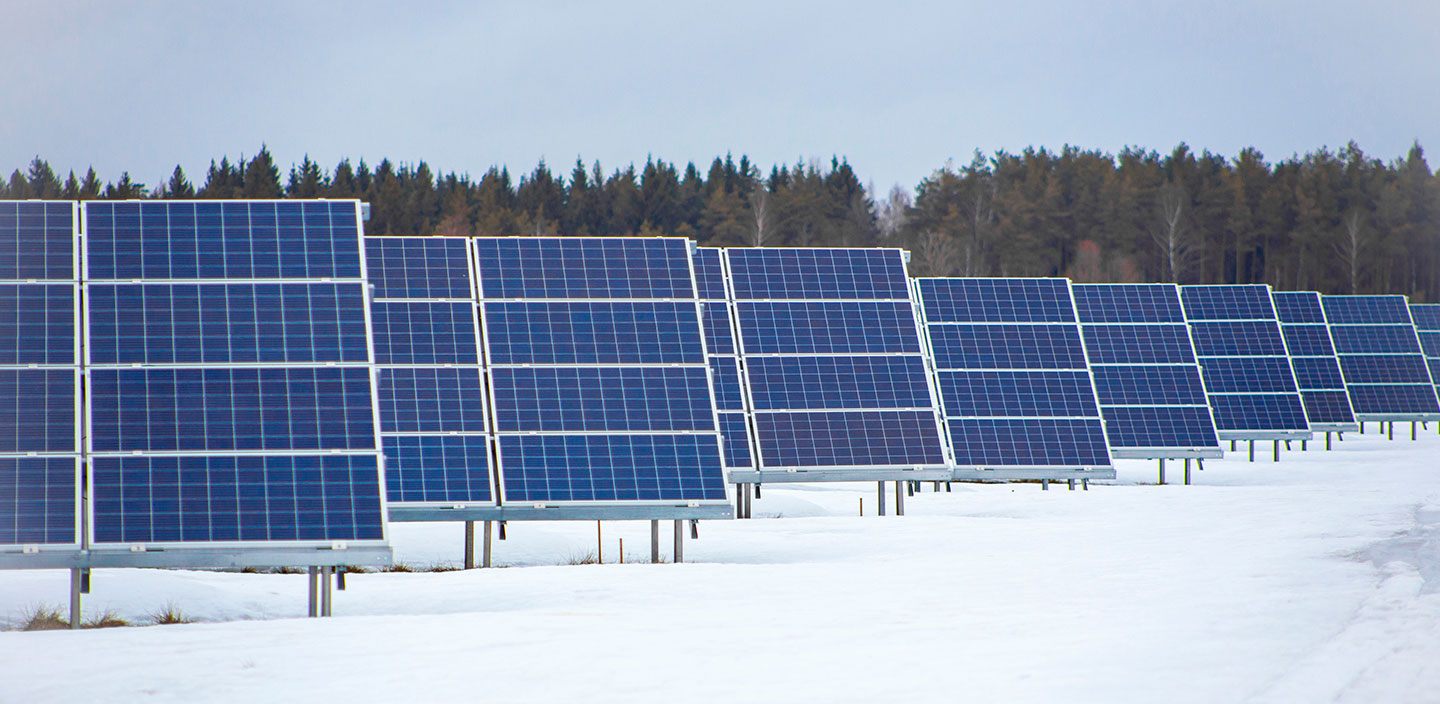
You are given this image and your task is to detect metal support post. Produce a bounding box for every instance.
[307,567,319,618]
[906,481,914,497]
[1067,479,1075,491]
[650,520,660,563]
[1359,422,1365,434]
[877,482,886,516]
[1158,458,1165,485]
[464,521,475,570]
[673,520,684,563]
[1248,440,1255,462]
[1183,458,1191,485]
[894,481,904,516]
[1413,422,1417,440]
[69,568,82,630]
[1230,440,1237,451]
[1082,478,1089,491]
[320,566,333,617]
[1326,432,1332,450]
[1273,440,1279,462]
[483,521,493,568]
[1388,422,1394,440]
[1301,440,1307,451]
[1041,479,1049,491]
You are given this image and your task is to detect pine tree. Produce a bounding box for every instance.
[242,146,283,198]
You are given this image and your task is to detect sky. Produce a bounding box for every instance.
[2,1,1437,193]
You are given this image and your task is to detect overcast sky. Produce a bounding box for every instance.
[3,1,1437,193]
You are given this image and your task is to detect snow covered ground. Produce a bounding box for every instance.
[4,428,1440,703]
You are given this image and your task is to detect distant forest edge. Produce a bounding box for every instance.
[4,141,1438,301]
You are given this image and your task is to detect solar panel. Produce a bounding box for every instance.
[1322,295,1440,421]
[476,237,728,504]
[1411,303,1440,401]
[0,202,80,552]
[919,278,1114,470]
[730,249,945,470]
[84,201,387,551]
[696,248,753,469]
[1180,285,1309,440]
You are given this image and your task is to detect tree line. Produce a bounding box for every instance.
[4,142,1437,301]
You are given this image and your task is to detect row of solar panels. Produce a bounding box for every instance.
[2,199,1439,568]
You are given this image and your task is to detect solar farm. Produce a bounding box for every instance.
[4,199,1440,701]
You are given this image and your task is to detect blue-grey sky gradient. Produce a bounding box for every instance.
[3,1,1437,193]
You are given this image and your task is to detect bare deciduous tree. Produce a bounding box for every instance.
[876,184,911,239]
[1151,182,1189,282]
[915,229,963,277]
[748,186,772,246]
[1335,209,1367,293]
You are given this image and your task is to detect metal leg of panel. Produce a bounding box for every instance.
[320,566,333,618]
[1184,458,1191,485]
[1273,440,1279,462]
[1302,440,1307,451]
[1359,422,1365,434]
[1231,440,1237,451]
[1285,440,1292,451]
[1067,479,1075,491]
[895,481,904,516]
[1158,458,1165,485]
[69,568,82,630]
[1389,422,1395,440]
[1082,478,1089,491]
[1041,479,1049,491]
[673,520,684,564]
[650,520,660,563]
[464,521,475,570]
[877,482,886,516]
[307,567,319,618]
[1248,441,1255,462]
[1413,422,1418,440]
[1326,432,1332,450]
[483,521,493,568]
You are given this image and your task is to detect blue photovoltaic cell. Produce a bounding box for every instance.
[1303,391,1358,425]
[938,371,1098,417]
[928,324,1087,370]
[1348,385,1440,415]
[1411,305,1440,331]
[90,454,384,544]
[365,237,473,300]
[0,369,75,453]
[0,457,76,545]
[727,248,909,300]
[1189,321,1288,356]
[1329,326,1422,354]
[694,248,727,300]
[1322,296,1413,325]
[1181,285,1275,321]
[1198,357,1299,394]
[378,368,486,433]
[1100,407,1218,449]
[0,284,74,365]
[1208,395,1308,431]
[1091,366,1207,405]
[85,201,362,280]
[747,356,933,411]
[754,411,944,467]
[1339,355,1432,384]
[1272,292,1327,324]
[736,301,919,355]
[1282,326,1336,357]
[474,238,694,299]
[718,412,752,468]
[490,367,715,433]
[383,435,491,504]
[709,357,745,412]
[1291,357,1346,390]
[88,283,369,364]
[1429,359,1440,381]
[1072,284,1185,323]
[0,201,75,281]
[371,302,479,365]
[499,434,727,502]
[1420,333,1440,357]
[485,301,703,365]
[918,278,1075,323]
[949,418,1110,466]
[89,367,376,452]
[702,302,735,355]
[1081,325,1196,364]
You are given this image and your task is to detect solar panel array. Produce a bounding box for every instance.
[0,202,80,552]
[1272,291,1358,431]
[1413,303,1440,402]
[366,237,493,507]
[1179,285,1309,439]
[474,238,727,504]
[725,249,945,470]
[695,248,754,470]
[1321,295,1440,421]
[1072,284,1221,458]
[83,201,387,549]
[918,278,1113,469]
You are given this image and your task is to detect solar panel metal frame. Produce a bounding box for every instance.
[1413,303,1440,404]
[1322,294,1440,423]
[697,247,759,473]
[916,277,1118,478]
[1274,291,1359,433]
[1072,283,1224,460]
[77,200,391,568]
[1180,284,1312,442]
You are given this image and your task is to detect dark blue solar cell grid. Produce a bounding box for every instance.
[949,418,1110,466]
[1411,304,1440,332]
[727,248,909,300]
[474,238,694,299]
[1322,295,1413,325]
[0,284,74,365]
[709,357,745,412]
[1100,407,1219,449]
[0,201,75,281]
[85,201,362,281]
[754,411,945,467]
[89,367,376,452]
[748,356,933,411]
[485,301,704,365]
[1338,355,1433,384]
[383,435,491,504]
[1180,285,1276,321]
[1208,395,1309,431]
[0,457,77,545]
[1081,325,1196,364]
[0,369,76,453]
[1301,391,1356,425]
[938,371,1098,417]
[1428,359,1440,382]
[1291,357,1346,390]
[702,302,735,355]
[928,324,1087,370]
[718,412,752,468]
[1347,385,1440,415]
[371,302,479,365]
[1272,292,1326,324]
[378,368,486,433]
[1329,326,1422,354]
[1071,284,1186,323]
[737,301,920,355]
[89,283,369,365]
[1091,366,1207,405]
[693,248,727,300]
[499,434,727,502]
[365,237,473,300]
[1419,333,1440,357]
[91,454,384,544]
[919,278,1075,323]
[1282,325,1336,357]
[490,367,715,433]
[1189,321,1288,357]
[1198,357,1299,394]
